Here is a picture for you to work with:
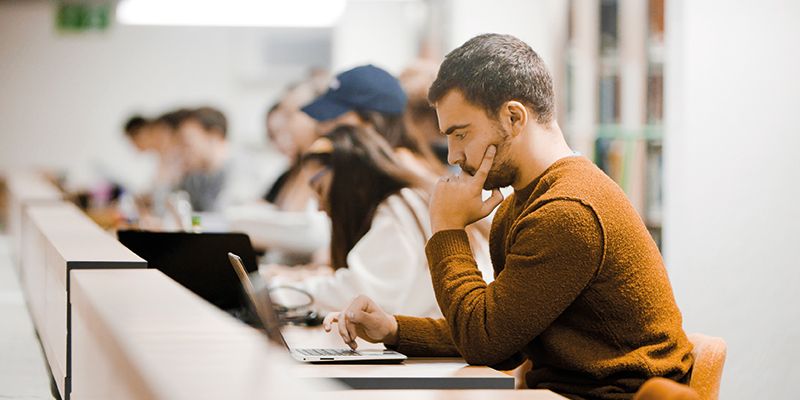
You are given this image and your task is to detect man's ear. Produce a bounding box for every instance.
[504,101,528,137]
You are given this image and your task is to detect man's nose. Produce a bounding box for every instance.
[447,143,463,167]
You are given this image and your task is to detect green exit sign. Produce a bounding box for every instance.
[56,2,112,32]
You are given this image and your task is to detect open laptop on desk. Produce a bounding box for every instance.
[228,252,407,364]
[117,230,258,312]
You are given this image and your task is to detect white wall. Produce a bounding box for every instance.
[0,1,290,189]
[443,0,568,72]
[0,0,427,191]
[332,0,426,75]
[664,1,800,399]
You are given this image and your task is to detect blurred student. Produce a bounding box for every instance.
[270,125,446,316]
[226,81,331,264]
[301,64,446,187]
[301,64,494,277]
[122,111,185,217]
[399,60,450,166]
[175,106,271,212]
[263,82,324,210]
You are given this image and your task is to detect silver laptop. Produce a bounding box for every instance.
[227,252,407,363]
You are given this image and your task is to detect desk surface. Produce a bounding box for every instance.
[26,202,144,265]
[329,390,566,399]
[282,325,516,390]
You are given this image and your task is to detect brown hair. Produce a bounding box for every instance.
[303,125,424,270]
[183,106,228,138]
[428,33,554,124]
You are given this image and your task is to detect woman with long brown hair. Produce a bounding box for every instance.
[270,124,468,316]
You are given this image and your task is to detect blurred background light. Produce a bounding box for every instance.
[116,0,348,28]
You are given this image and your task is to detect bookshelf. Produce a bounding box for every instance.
[565,0,665,248]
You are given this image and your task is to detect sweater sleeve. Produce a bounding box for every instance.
[391,315,461,357]
[424,199,604,366]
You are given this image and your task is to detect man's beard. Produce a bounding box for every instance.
[482,125,517,190]
[483,155,516,190]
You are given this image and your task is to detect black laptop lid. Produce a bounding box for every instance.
[117,230,258,310]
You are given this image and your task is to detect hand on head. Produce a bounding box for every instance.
[322,295,398,350]
[429,145,504,233]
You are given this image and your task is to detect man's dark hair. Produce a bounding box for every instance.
[154,108,191,130]
[184,106,228,138]
[428,33,554,124]
[123,115,148,137]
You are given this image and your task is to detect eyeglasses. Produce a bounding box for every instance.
[308,166,331,188]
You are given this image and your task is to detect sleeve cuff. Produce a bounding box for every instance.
[391,315,460,357]
[425,229,473,268]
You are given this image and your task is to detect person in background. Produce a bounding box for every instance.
[263,81,324,210]
[298,64,494,281]
[123,115,151,151]
[175,107,273,213]
[399,60,450,166]
[269,124,442,316]
[122,111,186,218]
[301,64,446,188]
[226,80,331,265]
[175,106,230,212]
[322,33,693,399]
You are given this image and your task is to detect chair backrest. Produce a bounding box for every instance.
[687,333,727,400]
[633,377,700,400]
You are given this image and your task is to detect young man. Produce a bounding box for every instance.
[175,106,231,212]
[323,34,694,399]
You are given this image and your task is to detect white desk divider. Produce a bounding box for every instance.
[20,202,146,400]
[70,269,328,400]
[4,171,62,269]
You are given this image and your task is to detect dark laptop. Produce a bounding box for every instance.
[117,230,258,311]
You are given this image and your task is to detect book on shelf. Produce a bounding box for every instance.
[645,140,663,227]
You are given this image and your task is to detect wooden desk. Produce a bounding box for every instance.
[70,269,340,399]
[329,390,566,399]
[4,171,62,268]
[20,202,146,400]
[283,325,516,390]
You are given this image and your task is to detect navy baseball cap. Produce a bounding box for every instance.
[301,65,407,122]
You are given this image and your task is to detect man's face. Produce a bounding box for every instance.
[177,119,216,172]
[435,90,517,190]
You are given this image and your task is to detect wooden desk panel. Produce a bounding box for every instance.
[71,269,337,399]
[20,202,145,400]
[4,171,62,269]
[331,390,566,399]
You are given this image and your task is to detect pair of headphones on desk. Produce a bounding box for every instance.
[269,286,323,326]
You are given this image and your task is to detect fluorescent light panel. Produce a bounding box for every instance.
[116,0,346,28]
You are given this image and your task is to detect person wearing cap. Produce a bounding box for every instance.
[301,64,446,188]
[296,63,495,282]
[267,124,464,317]
[322,34,693,399]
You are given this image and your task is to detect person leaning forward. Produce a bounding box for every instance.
[323,33,694,400]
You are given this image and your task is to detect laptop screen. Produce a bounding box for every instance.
[118,230,258,310]
[227,252,288,348]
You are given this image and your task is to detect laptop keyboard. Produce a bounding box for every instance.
[296,348,361,357]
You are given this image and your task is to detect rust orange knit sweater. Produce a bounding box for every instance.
[393,156,693,400]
